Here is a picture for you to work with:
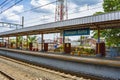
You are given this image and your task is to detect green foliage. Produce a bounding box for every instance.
[28,36,37,43]
[18,36,23,43]
[103,0,120,12]
[92,30,107,39]
[105,29,120,47]
[93,11,104,15]
[10,39,16,44]
[93,0,120,47]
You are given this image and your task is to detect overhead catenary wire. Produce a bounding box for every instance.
[24,6,103,27]
[0,0,23,14]
[0,0,13,8]
[1,0,103,20]
[2,1,57,17]
[0,0,8,6]
[24,2,103,25]
[25,1,103,21]
[0,0,103,28]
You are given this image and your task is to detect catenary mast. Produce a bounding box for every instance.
[55,0,68,21]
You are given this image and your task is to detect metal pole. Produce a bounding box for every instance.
[22,16,24,28]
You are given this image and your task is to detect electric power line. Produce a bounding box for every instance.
[24,2,103,24]
[2,1,57,17]
[0,0,13,8]
[0,0,103,27]
[0,0,23,14]
[0,0,8,6]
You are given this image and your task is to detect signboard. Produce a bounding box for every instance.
[63,28,90,36]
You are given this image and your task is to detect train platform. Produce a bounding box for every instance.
[0,47,120,68]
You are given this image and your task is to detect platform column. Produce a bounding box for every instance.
[63,34,65,44]
[41,33,44,51]
[19,36,23,49]
[96,28,106,57]
[96,27,101,56]
[2,37,4,47]
[8,36,9,48]
[16,36,18,49]
[62,31,65,53]
[98,28,100,54]
[98,27,100,43]
[26,35,29,50]
[0,37,1,47]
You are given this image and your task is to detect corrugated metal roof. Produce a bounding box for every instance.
[0,11,120,37]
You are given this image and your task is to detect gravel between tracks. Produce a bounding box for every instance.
[0,56,90,80]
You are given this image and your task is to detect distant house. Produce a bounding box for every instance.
[84,38,105,48]
[85,38,97,47]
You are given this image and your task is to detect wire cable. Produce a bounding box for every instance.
[2,1,57,17]
[0,0,13,8]
[24,2,103,24]
[0,0,23,14]
[0,0,8,6]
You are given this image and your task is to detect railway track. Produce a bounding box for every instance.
[0,71,14,80]
[1,48,117,79]
[0,53,109,80]
[0,56,89,80]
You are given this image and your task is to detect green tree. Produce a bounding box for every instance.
[103,0,120,12]
[93,0,120,47]
[93,11,104,15]
[103,0,120,47]
[28,36,37,43]
[18,36,23,43]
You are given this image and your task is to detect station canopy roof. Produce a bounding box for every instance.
[0,11,120,37]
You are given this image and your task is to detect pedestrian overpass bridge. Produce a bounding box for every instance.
[0,11,120,37]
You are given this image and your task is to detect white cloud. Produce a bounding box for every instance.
[30,0,55,13]
[1,5,24,22]
[69,2,104,19]
[26,0,103,27]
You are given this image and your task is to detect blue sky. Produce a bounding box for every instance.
[0,0,103,40]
